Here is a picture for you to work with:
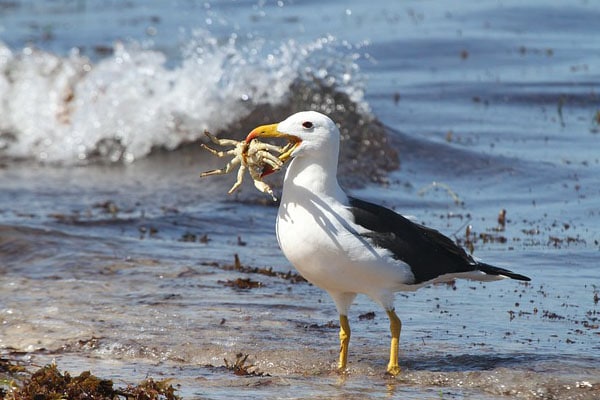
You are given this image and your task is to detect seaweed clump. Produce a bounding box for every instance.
[1,362,180,400]
[204,254,307,284]
[223,353,268,377]
[220,277,263,290]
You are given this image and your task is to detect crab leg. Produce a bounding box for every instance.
[227,164,247,194]
[200,155,241,177]
[204,130,240,147]
[253,151,283,169]
[200,144,236,159]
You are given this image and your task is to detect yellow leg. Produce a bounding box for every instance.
[386,309,402,376]
[338,314,351,372]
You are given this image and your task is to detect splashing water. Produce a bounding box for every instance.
[0,32,367,164]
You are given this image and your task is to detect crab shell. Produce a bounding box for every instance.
[245,125,302,177]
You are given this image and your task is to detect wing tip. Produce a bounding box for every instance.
[503,272,531,282]
[478,262,531,282]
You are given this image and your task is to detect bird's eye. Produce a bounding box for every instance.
[302,121,313,129]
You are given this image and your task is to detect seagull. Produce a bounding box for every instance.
[245,111,530,375]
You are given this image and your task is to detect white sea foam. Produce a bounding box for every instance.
[0,33,367,164]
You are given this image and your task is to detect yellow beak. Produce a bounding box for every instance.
[245,123,302,163]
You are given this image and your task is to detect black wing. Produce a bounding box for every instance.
[348,197,530,284]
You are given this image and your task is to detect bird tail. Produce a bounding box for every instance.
[477,263,530,281]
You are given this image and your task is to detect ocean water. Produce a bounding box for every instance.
[1,1,600,399]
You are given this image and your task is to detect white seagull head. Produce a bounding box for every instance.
[245,111,339,162]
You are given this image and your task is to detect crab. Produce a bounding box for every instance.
[200,130,292,201]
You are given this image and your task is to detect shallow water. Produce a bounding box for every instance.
[1,1,600,399]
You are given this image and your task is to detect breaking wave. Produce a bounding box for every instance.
[0,32,395,181]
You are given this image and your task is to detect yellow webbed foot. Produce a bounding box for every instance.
[386,363,401,376]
